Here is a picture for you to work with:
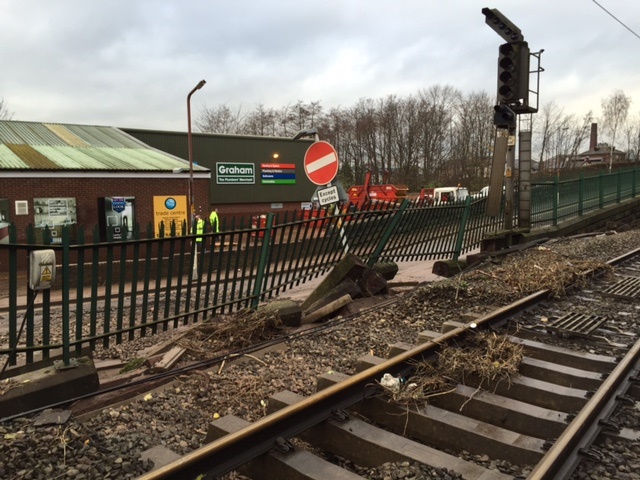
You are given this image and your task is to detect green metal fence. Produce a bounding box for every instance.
[530,166,640,227]
[1,167,638,369]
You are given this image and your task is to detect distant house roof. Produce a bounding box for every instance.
[0,120,209,173]
[578,143,625,158]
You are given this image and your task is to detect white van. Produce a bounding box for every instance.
[433,186,469,204]
[477,185,505,198]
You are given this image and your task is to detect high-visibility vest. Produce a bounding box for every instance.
[209,211,219,232]
[196,218,205,242]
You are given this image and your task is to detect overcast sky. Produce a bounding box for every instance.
[1,0,639,132]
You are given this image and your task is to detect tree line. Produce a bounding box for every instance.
[1,87,637,192]
[194,87,639,192]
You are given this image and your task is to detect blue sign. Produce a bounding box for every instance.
[112,198,126,213]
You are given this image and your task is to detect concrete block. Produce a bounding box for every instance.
[261,299,302,327]
[417,330,441,343]
[0,356,99,419]
[441,320,465,333]
[301,253,367,311]
[355,354,385,373]
[316,371,349,391]
[139,445,181,471]
[387,341,414,358]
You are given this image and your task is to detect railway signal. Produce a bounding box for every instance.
[493,104,516,129]
[497,41,530,108]
[481,7,522,43]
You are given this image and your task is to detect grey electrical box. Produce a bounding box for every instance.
[29,249,56,290]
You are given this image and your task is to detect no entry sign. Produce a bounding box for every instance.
[304,141,339,186]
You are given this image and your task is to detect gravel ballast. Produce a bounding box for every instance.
[1,228,640,479]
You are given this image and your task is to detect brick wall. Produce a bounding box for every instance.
[1,176,210,242]
[1,176,314,242]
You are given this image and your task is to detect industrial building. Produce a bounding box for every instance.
[0,120,321,243]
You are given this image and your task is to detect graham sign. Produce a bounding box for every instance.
[216,162,255,184]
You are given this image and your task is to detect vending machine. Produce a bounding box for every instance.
[98,197,136,241]
[0,198,10,244]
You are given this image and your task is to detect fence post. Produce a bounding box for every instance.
[616,169,622,203]
[6,224,18,367]
[61,226,71,367]
[633,165,638,198]
[578,172,584,216]
[453,196,473,261]
[366,199,410,267]
[251,213,275,310]
[552,176,559,227]
[599,171,605,209]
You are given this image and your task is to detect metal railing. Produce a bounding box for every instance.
[1,167,638,369]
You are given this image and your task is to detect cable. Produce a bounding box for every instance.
[0,289,39,379]
[592,0,640,40]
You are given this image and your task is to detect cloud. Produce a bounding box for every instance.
[1,0,639,130]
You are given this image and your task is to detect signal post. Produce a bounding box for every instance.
[482,7,542,233]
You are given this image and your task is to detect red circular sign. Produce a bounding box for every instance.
[304,141,339,186]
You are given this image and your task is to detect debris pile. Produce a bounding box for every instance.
[178,308,285,359]
[379,331,524,405]
[465,247,611,299]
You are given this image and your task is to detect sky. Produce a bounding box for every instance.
[1,0,639,132]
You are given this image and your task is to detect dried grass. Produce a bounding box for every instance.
[177,308,285,357]
[466,247,612,298]
[380,331,523,406]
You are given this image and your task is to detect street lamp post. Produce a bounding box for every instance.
[187,79,206,229]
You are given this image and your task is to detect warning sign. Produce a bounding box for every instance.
[41,266,52,283]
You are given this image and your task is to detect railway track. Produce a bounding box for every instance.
[139,246,640,480]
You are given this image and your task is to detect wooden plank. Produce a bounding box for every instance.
[152,346,186,372]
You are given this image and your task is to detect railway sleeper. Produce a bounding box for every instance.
[206,414,363,480]
[389,340,607,391]
[508,335,618,373]
[377,342,593,413]
[317,369,545,467]
[266,389,512,480]
[356,352,570,438]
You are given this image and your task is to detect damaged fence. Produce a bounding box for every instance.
[2,165,638,368]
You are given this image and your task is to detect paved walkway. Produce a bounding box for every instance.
[276,258,448,303]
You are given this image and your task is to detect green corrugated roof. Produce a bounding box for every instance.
[0,120,209,172]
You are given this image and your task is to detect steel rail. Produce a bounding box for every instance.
[527,337,640,479]
[140,245,640,479]
[526,244,640,479]
[139,285,552,479]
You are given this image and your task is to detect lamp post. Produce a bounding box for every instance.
[187,79,206,228]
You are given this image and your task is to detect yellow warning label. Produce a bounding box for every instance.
[41,266,52,282]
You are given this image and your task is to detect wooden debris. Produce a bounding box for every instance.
[373,261,399,280]
[303,278,361,315]
[151,346,186,372]
[301,253,368,311]
[432,259,468,278]
[358,268,388,296]
[261,300,302,327]
[301,294,353,325]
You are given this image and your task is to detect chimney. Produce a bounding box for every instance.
[590,123,597,150]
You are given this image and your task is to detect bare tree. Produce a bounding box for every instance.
[450,91,495,189]
[534,101,565,172]
[622,112,640,163]
[243,104,277,136]
[601,89,631,171]
[416,85,459,185]
[195,103,246,134]
[0,98,13,120]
